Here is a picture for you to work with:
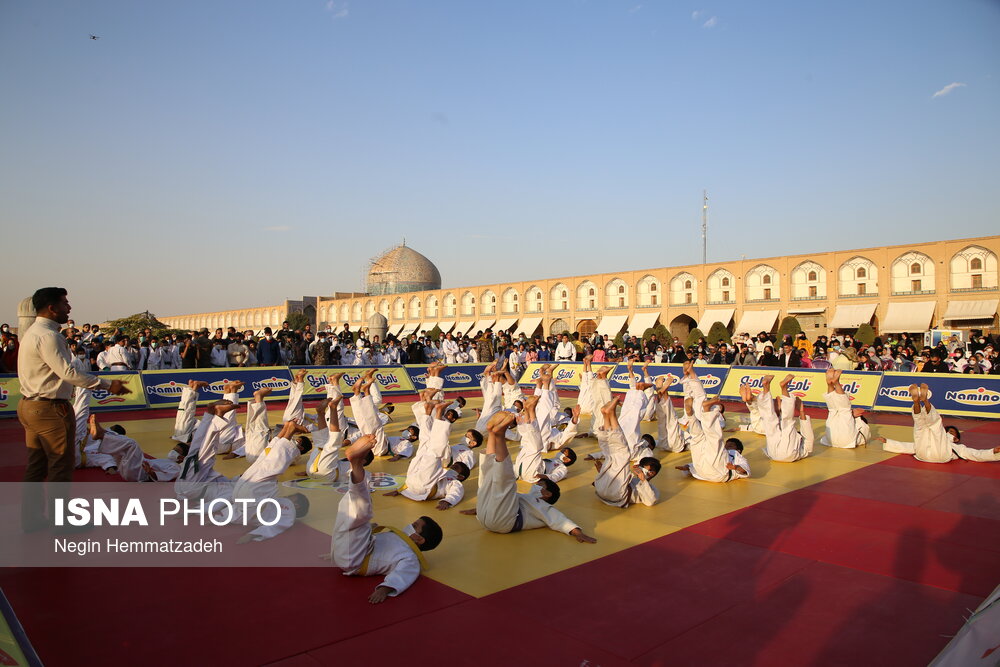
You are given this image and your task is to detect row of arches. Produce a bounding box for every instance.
[168,309,285,332]
[313,245,996,324]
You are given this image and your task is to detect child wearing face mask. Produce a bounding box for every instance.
[329,434,444,604]
[878,384,1000,463]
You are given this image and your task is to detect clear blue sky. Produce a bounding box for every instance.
[1,0,998,324]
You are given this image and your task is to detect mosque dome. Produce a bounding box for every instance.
[366,244,442,296]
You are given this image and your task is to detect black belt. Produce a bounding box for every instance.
[22,396,69,403]
[510,508,524,533]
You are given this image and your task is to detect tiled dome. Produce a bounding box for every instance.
[367,244,442,295]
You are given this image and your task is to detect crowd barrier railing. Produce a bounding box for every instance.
[2,364,999,419]
[515,362,1000,418]
[0,364,492,417]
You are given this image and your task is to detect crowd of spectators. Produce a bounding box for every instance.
[1,318,997,376]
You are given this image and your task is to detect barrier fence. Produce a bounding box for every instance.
[1,364,999,419]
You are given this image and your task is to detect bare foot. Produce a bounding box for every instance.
[293,369,307,383]
[601,395,622,418]
[211,400,237,417]
[253,387,272,402]
[88,414,105,440]
[346,434,377,463]
[487,411,516,434]
[189,380,209,391]
[289,420,311,436]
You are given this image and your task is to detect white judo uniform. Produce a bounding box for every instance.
[174,413,232,501]
[540,456,569,483]
[683,376,750,483]
[740,398,767,435]
[577,370,597,435]
[641,375,658,422]
[72,387,116,471]
[216,390,245,454]
[654,391,689,453]
[585,371,614,436]
[97,431,180,482]
[759,392,814,463]
[502,382,524,410]
[514,420,548,483]
[400,417,464,507]
[619,383,649,458]
[477,453,580,536]
[171,386,201,443]
[594,427,659,507]
[231,435,301,537]
[332,473,425,597]
[882,406,1000,463]
[819,391,870,448]
[426,374,445,402]
[474,375,504,434]
[352,382,389,456]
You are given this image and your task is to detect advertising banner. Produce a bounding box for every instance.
[406,364,489,392]
[606,363,729,397]
[517,362,617,390]
[718,367,882,409]
[90,371,148,410]
[0,372,147,417]
[290,366,415,398]
[875,372,1000,418]
[0,375,22,418]
[143,368,293,407]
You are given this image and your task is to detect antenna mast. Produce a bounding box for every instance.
[702,190,708,264]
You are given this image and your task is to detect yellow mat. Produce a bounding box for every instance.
[106,398,914,598]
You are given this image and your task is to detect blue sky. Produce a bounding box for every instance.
[1,0,998,323]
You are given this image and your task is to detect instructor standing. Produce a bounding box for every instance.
[18,287,130,531]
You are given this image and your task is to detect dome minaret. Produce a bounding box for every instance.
[366,243,441,295]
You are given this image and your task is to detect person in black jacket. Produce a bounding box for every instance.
[922,349,952,373]
[758,345,782,367]
[406,336,425,364]
[710,343,735,365]
[777,342,802,368]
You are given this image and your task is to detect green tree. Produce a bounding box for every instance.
[104,311,178,338]
[855,322,876,345]
[706,321,732,345]
[285,311,310,331]
[777,316,803,339]
[685,327,706,347]
[642,323,671,344]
